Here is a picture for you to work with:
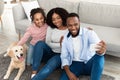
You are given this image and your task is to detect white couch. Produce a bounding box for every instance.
[12,0,120,57]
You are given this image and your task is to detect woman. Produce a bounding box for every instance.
[31,7,69,80]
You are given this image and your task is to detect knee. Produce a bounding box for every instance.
[48,55,61,67]
[35,41,45,47]
[94,54,105,68]
[53,55,61,64]
[94,54,104,61]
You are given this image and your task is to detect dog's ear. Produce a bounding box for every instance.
[8,50,14,58]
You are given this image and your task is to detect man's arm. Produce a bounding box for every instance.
[88,30,106,55]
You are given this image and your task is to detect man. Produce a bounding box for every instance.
[60,13,106,80]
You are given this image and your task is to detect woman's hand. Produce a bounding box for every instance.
[60,36,64,47]
[86,27,93,30]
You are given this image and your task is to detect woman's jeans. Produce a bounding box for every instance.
[32,41,61,80]
[60,54,104,80]
[26,44,34,65]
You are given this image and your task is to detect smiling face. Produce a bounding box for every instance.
[67,16,80,37]
[33,13,45,28]
[52,13,63,28]
[9,46,25,62]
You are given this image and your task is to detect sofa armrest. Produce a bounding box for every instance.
[12,3,26,22]
[12,3,28,36]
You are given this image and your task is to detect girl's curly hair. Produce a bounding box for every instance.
[30,8,46,22]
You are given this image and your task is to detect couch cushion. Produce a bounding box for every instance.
[81,23,120,52]
[37,0,79,14]
[21,1,39,21]
[12,3,26,21]
[79,1,120,28]
[15,19,31,34]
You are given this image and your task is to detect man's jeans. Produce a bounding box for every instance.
[32,41,61,80]
[60,54,104,80]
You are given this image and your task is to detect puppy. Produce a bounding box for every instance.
[3,42,27,80]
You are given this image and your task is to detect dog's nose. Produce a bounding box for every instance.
[20,54,23,56]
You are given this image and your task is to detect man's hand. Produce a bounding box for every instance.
[63,65,79,80]
[67,71,78,80]
[96,40,106,54]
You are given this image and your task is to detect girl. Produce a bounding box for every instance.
[17,8,48,66]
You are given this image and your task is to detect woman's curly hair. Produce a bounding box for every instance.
[46,7,69,28]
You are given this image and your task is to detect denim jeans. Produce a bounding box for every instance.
[26,44,34,65]
[60,54,104,80]
[32,41,61,80]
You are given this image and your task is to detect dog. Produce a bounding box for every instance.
[3,42,27,80]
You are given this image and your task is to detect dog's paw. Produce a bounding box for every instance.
[3,75,9,79]
[14,77,20,80]
[4,53,8,57]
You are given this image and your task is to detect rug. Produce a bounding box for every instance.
[0,53,115,80]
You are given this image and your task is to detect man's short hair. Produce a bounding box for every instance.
[67,13,80,20]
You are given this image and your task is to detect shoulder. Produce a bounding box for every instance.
[82,27,94,34]
[44,23,49,28]
[26,24,36,32]
[47,26,54,31]
[81,27,98,39]
[26,26,32,31]
[64,31,69,39]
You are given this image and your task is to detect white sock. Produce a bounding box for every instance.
[31,74,36,79]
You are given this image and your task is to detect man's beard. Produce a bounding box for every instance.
[71,29,80,37]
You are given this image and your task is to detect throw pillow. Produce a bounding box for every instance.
[21,1,40,21]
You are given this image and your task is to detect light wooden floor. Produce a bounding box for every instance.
[104,55,120,80]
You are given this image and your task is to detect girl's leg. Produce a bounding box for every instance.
[32,41,53,75]
[32,54,61,80]
[26,44,34,66]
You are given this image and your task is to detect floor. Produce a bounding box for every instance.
[103,55,120,80]
[0,3,120,80]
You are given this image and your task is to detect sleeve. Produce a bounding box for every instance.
[17,27,31,45]
[45,27,60,49]
[60,35,71,69]
[88,30,101,44]
[88,29,105,55]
